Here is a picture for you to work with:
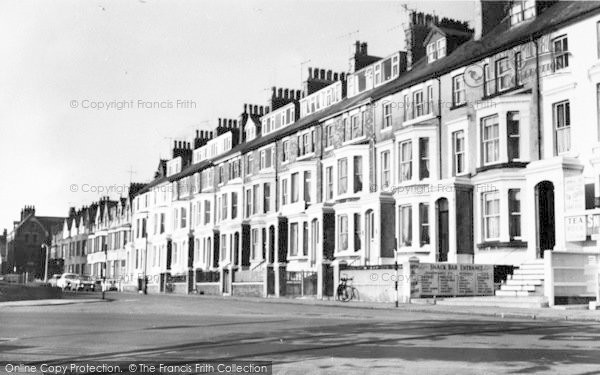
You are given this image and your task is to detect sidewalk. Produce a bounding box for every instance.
[187,293,600,322]
[0,298,108,308]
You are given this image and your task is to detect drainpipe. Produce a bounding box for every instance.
[436,77,442,178]
[534,36,542,160]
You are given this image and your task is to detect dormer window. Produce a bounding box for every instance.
[427,38,446,63]
[510,0,536,26]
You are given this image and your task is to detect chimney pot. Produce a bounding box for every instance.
[196,130,199,138]
[355,40,361,54]
[333,72,339,80]
[307,67,312,78]
[272,86,276,96]
[312,67,318,78]
[253,105,258,114]
[265,106,270,114]
[327,70,332,80]
[228,119,233,127]
[284,89,289,99]
[320,69,326,80]
[360,42,367,55]
[174,140,177,148]
[278,88,283,97]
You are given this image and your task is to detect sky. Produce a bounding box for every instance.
[0,0,476,231]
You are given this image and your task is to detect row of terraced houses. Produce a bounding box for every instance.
[37,1,600,300]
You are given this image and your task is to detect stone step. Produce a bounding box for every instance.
[495,289,543,297]
[436,296,548,308]
[518,263,545,270]
[500,284,537,292]
[505,279,543,286]
[509,274,545,281]
[513,268,545,275]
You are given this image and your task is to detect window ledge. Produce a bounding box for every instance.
[288,255,309,261]
[476,161,529,174]
[481,85,525,102]
[477,240,527,249]
[449,103,467,111]
[342,135,367,146]
[297,153,316,161]
[402,113,435,127]
[381,126,393,132]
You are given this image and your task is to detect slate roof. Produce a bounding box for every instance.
[133,1,600,196]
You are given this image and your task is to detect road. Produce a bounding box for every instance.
[1,293,600,374]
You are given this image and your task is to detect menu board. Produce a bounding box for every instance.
[412,263,494,297]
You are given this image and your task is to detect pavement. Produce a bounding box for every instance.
[1,292,600,374]
[0,298,107,308]
[1,292,600,322]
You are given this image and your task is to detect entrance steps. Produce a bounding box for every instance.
[495,260,545,297]
[431,296,549,308]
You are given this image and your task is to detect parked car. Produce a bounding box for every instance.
[48,274,61,287]
[56,273,79,290]
[76,275,96,291]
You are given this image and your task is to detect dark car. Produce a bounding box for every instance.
[77,275,96,291]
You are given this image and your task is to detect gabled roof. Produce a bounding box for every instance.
[423,24,473,46]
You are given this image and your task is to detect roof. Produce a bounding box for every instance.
[423,25,473,46]
[133,1,600,197]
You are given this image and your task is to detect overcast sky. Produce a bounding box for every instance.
[0,0,475,231]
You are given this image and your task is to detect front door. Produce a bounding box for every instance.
[437,198,449,262]
[536,181,555,258]
[365,210,375,263]
[222,269,230,294]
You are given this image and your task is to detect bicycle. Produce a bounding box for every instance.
[337,276,359,302]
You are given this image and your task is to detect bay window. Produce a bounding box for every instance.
[338,215,348,251]
[483,191,500,241]
[509,189,521,240]
[326,166,333,200]
[399,205,412,247]
[481,115,500,165]
[419,203,430,246]
[353,156,363,193]
[399,140,412,182]
[419,138,430,180]
[338,158,348,195]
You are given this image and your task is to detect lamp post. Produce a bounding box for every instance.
[143,213,148,295]
[41,243,50,283]
[394,238,399,308]
[102,243,108,300]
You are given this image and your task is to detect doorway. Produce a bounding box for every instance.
[535,181,555,258]
[436,198,449,262]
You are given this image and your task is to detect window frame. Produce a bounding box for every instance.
[452,74,466,106]
[483,191,500,241]
[553,100,571,155]
[399,140,412,182]
[481,115,500,165]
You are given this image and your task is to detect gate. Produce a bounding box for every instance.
[323,265,334,297]
[285,271,317,297]
[267,266,275,295]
